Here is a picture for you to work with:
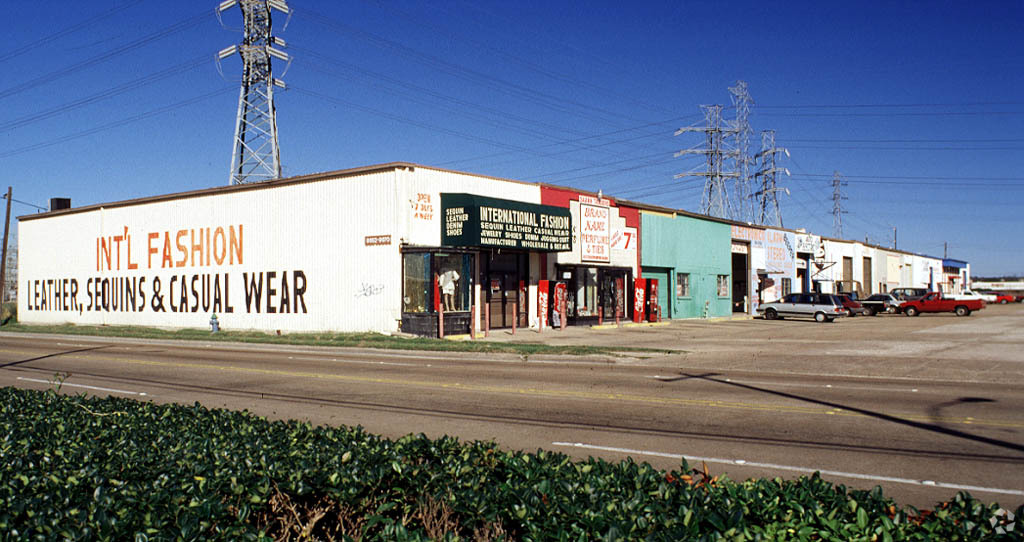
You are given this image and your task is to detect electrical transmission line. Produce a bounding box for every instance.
[728,81,754,222]
[675,105,740,219]
[832,171,848,238]
[218,0,292,185]
[753,130,789,227]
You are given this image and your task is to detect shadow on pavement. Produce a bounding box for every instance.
[667,372,1024,455]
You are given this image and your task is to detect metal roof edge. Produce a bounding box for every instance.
[18,162,419,222]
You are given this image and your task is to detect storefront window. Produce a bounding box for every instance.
[403,251,473,314]
[782,278,792,296]
[574,268,598,316]
[435,253,471,312]
[403,253,431,313]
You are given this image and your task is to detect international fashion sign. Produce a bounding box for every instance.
[441,193,572,252]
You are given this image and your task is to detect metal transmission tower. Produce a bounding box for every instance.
[217,0,291,185]
[753,130,790,227]
[831,171,848,238]
[728,81,755,222]
[675,105,740,219]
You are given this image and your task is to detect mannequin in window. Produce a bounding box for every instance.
[439,269,460,311]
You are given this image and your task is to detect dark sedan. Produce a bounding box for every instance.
[861,293,902,315]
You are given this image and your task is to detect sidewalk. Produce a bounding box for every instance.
[462,314,755,350]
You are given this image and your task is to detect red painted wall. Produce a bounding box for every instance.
[539,185,642,275]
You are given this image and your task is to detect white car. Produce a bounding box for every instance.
[953,290,996,303]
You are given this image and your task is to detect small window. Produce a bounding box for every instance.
[676,273,690,297]
[781,278,792,296]
[717,275,729,297]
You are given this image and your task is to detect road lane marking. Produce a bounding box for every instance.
[3,347,1022,429]
[551,442,1024,497]
[287,355,421,367]
[16,377,147,396]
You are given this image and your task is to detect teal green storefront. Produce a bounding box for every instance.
[640,211,732,319]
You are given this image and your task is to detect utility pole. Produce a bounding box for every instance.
[218,0,291,185]
[728,81,754,222]
[944,242,948,259]
[0,187,11,304]
[675,105,740,219]
[831,171,848,238]
[753,130,789,227]
[893,226,897,250]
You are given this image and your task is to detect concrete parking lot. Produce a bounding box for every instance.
[475,302,1024,385]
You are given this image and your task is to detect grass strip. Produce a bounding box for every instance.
[0,322,677,357]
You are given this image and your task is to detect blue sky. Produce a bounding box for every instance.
[4,1,1022,275]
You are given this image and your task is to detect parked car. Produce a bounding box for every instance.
[758,293,848,323]
[861,293,901,315]
[990,292,1015,304]
[901,292,985,317]
[953,290,997,303]
[837,294,868,316]
[889,287,928,301]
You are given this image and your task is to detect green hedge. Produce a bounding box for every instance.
[1,386,1019,541]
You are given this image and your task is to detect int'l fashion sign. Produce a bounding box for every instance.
[441,193,572,252]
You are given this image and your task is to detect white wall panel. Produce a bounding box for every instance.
[399,167,540,247]
[19,170,406,333]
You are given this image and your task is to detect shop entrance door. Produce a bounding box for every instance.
[486,273,518,328]
[599,269,630,321]
[731,248,750,313]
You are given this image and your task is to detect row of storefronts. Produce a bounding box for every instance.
[17,163,969,336]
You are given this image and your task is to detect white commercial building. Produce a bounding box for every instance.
[18,163,589,336]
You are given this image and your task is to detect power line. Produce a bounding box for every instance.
[1,195,47,212]
[786,137,1024,143]
[787,144,1024,151]
[0,9,209,102]
[761,111,1024,118]
[787,176,1024,188]
[296,54,614,156]
[0,56,208,133]
[0,0,145,64]
[758,101,1024,109]
[437,114,701,168]
[358,0,678,117]
[0,87,235,159]
[298,7,642,127]
[292,86,545,154]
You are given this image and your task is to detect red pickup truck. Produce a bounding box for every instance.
[901,292,985,317]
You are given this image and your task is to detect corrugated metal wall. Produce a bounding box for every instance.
[18,167,549,335]
[639,211,731,318]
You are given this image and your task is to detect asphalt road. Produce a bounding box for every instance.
[2,303,1022,510]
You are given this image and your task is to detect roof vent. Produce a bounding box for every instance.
[49,198,71,211]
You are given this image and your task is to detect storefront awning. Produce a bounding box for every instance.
[441,193,573,252]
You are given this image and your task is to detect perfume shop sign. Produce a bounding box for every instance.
[441,193,572,252]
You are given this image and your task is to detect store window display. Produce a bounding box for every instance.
[402,251,472,314]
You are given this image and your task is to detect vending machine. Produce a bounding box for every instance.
[633,277,646,323]
[645,278,661,322]
[551,281,567,329]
